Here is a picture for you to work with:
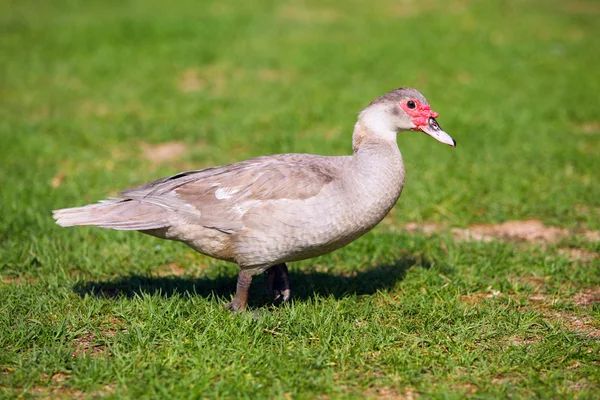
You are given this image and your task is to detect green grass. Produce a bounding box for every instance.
[1,0,599,398]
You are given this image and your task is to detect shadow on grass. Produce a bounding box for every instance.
[73,255,429,306]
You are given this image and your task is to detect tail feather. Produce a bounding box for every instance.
[52,199,169,231]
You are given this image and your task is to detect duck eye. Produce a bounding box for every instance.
[406,100,416,109]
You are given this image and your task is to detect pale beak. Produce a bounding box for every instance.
[419,117,456,147]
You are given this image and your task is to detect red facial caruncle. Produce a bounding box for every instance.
[399,98,439,130]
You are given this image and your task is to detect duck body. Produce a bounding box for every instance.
[53,87,454,311]
[139,141,404,272]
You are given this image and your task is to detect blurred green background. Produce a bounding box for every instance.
[1,0,599,398]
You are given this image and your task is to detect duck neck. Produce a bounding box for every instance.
[351,121,405,195]
[343,121,406,229]
[352,120,402,166]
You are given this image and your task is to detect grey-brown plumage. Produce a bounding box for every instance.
[53,87,455,312]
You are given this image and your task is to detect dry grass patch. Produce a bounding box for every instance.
[49,372,70,384]
[141,141,189,164]
[511,282,600,338]
[491,374,522,386]
[400,219,599,245]
[28,377,115,399]
[177,64,297,97]
[175,63,246,97]
[578,121,600,134]
[27,372,99,398]
[177,68,205,93]
[575,204,600,215]
[583,230,600,242]
[511,275,549,290]
[560,1,600,14]
[29,385,86,399]
[77,99,147,120]
[363,386,417,400]
[450,382,478,396]
[72,332,105,358]
[402,222,440,236]
[277,4,344,23]
[72,326,123,358]
[573,288,600,307]
[399,221,599,264]
[507,335,542,346]
[460,287,502,304]
[0,276,37,285]
[257,68,297,83]
[50,172,67,188]
[547,311,600,339]
[78,100,110,118]
[390,0,472,18]
[456,220,568,243]
[507,275,556,304]
[558,248,598,263]
[155,262,188,277]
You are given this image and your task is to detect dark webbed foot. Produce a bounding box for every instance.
[266,263,291,302]
[225,269,253,313]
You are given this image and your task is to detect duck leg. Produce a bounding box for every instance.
[266,263,291,302]
[225,269,253,312]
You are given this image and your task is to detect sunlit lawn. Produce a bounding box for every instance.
[1,0,599,398]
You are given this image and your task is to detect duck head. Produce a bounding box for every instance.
[356,88,456,147]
